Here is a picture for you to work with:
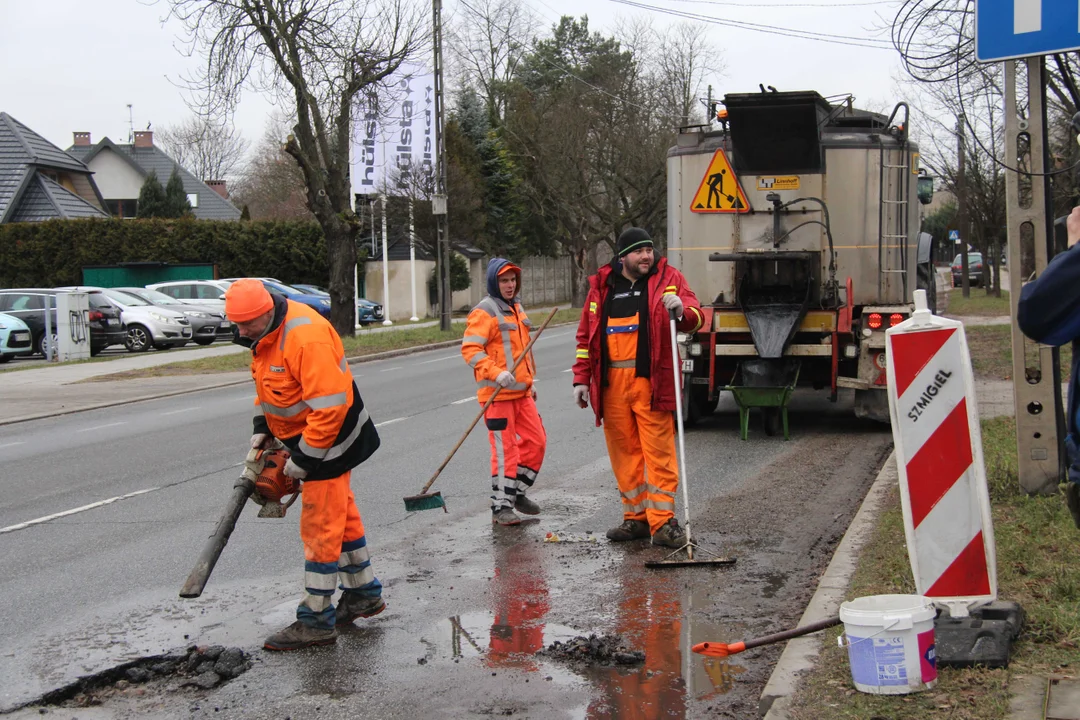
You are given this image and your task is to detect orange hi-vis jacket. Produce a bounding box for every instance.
[462,296,536,404]
[245,296,379,480]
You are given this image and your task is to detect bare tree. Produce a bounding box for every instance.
[449,0,537,124]
[648,23,723,127]
[167,0,427,334]
[231,119,314,220]
[157,115,250,182]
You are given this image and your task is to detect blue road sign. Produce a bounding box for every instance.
[949,230,960,242]
[976,0,1080,61]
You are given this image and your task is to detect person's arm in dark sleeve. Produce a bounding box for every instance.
[1018,209,1080,345]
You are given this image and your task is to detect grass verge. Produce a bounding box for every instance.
[946,289,1011,317]
[786,416,1080,720]
[966,325,1072,382]
[78,307,582,382]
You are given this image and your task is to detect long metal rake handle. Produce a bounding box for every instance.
[668,308,694,559]
[415,307,559,497]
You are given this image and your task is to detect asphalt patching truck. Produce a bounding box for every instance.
[667,90,936,433]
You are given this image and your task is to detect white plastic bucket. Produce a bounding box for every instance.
[838,594,937,694]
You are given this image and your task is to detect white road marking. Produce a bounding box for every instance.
[0,487,159,534]
[162,407,199,416]
[0,441,26,449]
[452,396,477,405]
[562,368,572,372]
[538,330,570,340]
[375,417,406,428]
[76,422,126,433]
[380,366,403,373]
[418,355,458,365]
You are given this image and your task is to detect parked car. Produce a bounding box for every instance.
[112,287,231,346]
[222,278,332,320]
[0,288,125,356]
[146,280,232,311]
[292,283,384,325]
[0,311,33,363]
[356,298,384,325]
[58,287,193,352]
[951,252,984,287]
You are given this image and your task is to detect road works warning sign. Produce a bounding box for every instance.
[691,149,750,213]
[885,291,997,616]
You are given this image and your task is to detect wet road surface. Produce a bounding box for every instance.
[0,329,891,717]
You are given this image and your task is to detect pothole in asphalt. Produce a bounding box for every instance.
[25,645,253,711]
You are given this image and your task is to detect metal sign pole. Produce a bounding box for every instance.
[432,0,451,331]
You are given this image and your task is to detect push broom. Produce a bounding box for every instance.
[403,307,559,513]
[643,308,737,569]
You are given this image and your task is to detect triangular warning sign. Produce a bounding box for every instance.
[690,149,750,213]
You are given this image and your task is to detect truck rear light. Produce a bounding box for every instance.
[889,313,905,327]
[867,313,883,330]
[843,345,857,358]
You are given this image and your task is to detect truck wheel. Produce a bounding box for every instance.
[680,374,701,427]
[762,408,783,436]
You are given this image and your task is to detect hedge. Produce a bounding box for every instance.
[0,218,336,288]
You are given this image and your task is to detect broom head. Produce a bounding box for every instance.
[403,491,447,513]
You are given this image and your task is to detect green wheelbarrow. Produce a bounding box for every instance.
[724,363,801,441]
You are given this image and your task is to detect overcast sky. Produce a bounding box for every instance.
[0,0,907,158]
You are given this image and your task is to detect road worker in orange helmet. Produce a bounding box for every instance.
[571,228,705,547]
[225,278,384,651]
[461,258,547,526]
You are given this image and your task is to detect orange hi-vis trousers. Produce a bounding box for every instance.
[484,394,546,510]
[601,312,679,533]
[297,471,381,629]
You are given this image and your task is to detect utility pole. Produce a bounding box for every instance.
[956,115,970,299]
[432,0,451,331]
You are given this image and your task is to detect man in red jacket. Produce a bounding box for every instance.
[571,228,704,547]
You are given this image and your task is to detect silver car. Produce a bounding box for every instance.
[85,288,193,352]
[113,287,231,346]
[146,280,231,312]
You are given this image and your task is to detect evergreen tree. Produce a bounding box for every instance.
[240,204,252,221]
[164,166,193,218]
[136,170,167,218]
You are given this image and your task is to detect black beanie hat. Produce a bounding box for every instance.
[617,227,653,257]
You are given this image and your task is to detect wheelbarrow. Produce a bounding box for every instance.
[723,361,801,441]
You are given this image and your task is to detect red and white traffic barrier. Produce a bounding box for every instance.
[885,290,997,617]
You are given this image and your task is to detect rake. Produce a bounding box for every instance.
[644,309,737,569]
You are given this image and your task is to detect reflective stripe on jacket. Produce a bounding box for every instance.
[571,256,703,427]
[462,295,536,403]
[247,297,379,480]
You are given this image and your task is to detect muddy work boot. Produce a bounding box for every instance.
[651,518,687,548]
[492,507,522,525]
[605,519,650,542]
[336,593,387,626]
[514,495,541,515]
[264,621,337,651]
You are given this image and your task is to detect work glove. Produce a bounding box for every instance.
[573,384,589,409]
[661,293,684,318]
[283,457,308,480]
[251,432,270,449]
[495,370,515,388]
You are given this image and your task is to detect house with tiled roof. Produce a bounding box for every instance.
[66,130,241,221]
[0,112,108,224]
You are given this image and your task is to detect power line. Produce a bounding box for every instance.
[609,0,912,50]
[662,0,892,6]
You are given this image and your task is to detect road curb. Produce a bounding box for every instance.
[759,449,898,719]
